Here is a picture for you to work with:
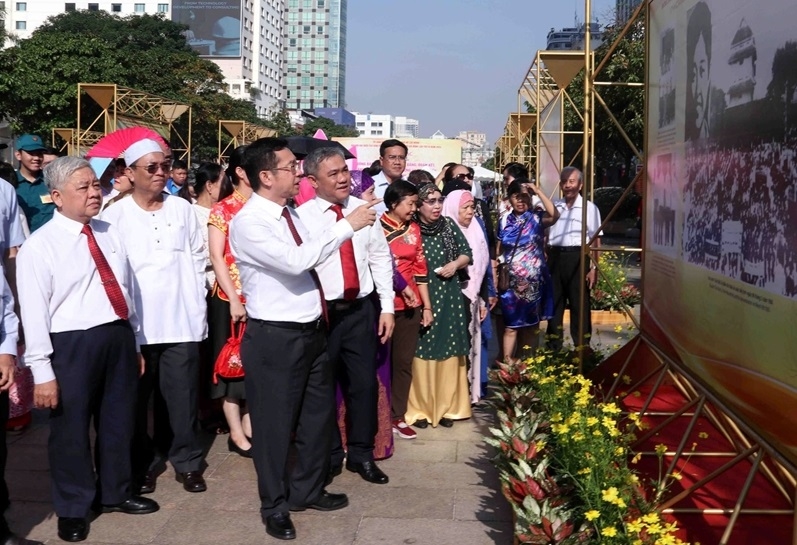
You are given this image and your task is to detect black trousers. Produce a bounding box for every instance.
[391,308,420,420]
[243,319,332,519]
[133,342,203,477]
[328,298,378,466]
[546,249,592,350]
[49,321,138,518]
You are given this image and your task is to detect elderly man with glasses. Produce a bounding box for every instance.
[102,139,209,497]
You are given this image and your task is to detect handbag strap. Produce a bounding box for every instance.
[505,219,525,266]
[229,319,246,340]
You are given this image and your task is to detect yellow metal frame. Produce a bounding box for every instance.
[74,83,192,161]
[597,336,797,544]
[217,120,276,163]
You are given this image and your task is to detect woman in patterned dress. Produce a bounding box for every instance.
[380,180,433,440]
[497,179,558,362]
[207,146,253,457]
[406,184,473,429]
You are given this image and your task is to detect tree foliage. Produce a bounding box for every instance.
[300,116,359,138]
[527,21,646,176]
[0,11,259,160]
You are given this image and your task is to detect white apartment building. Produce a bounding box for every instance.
[394,116,419,139]
[353,113,419,139]
[354,113,392,138]
[1,1,284,116]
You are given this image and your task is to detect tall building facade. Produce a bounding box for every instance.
[1,1,284,116]
[546,22,604,51]
[394,116,419,139]
[616,0,642,23]
[281,0,346,111]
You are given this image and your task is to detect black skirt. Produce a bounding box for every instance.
[208,291,246,401]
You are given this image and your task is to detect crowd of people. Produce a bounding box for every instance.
[0,133,602,543]
[683,136,797,296]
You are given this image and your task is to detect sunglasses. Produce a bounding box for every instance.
[133,161,172,174]
[455,173,474,180]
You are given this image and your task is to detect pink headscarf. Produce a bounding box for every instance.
[442,190,489,302]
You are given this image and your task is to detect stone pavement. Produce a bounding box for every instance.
[6,406,513,545]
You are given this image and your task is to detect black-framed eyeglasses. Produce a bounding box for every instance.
[455,173,474,180]
[133,161,172,174]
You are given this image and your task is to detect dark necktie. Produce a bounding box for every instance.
[280,207,328,325]
[329,204,360,300]
[81,223,129,320]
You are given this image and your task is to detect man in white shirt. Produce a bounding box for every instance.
[545,166,602,350]
[0,180,42,544]
[17,156,159,543]
[372,139,408,216]
[297,148,394,486]
[230,137,378,540]
[102,139,208,497]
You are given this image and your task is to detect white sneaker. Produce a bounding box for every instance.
[392,418,417,439]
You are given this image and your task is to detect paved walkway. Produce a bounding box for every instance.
[6,406,513,545]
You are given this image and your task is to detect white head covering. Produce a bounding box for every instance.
[124,138,164,166]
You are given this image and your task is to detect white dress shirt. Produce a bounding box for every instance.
[17,211,141,384]
[0,273,18,356]
[230,193,354,323]
[102,194,207,345]
[297,195,394,313]
[371,171,391,216]
[0,178,25,253]
[547,195,603,246]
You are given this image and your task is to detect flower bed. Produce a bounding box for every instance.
[486,351,688,544]
[592,252,640,312]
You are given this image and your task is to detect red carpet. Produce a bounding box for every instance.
[591,337,795,544]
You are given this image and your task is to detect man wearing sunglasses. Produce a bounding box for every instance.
[103,139,209,498]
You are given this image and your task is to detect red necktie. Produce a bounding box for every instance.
[82,223,129,320]
[329,204,360,301]
[281,207,328,325]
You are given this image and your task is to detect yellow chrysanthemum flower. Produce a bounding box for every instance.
[626,519,644,533]
[601,526,618,537]
[587,416,599,427]
[655,444,668,455]
[642,512,660,524]
[601,487,619,502]
[584,510,600,521]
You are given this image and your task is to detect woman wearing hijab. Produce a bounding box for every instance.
[497,179,559,362]
[380,180,433,440]
[406,184,472,429]
[442,189,494,404]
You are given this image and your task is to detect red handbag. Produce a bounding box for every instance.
[212,320,246,384]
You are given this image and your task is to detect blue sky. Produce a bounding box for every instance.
[345,0,617,143]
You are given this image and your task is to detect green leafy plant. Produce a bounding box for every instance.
[592,252,641,311]
[486,350,689,544]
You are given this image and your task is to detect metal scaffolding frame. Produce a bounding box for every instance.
[56,83,193,161]
[217,120,275,164]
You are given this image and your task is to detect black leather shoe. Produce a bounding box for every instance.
[176,471,207,493]
[102,496,160,515]
[305,490,349,511]
[413,418,429,429]
[346,460,389,484]
[57,518,88,542]
[325,462,343,486]
[138,471,157,495]
[265,512,296,540]
[227,437,253,458]
[439,417,454,428]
